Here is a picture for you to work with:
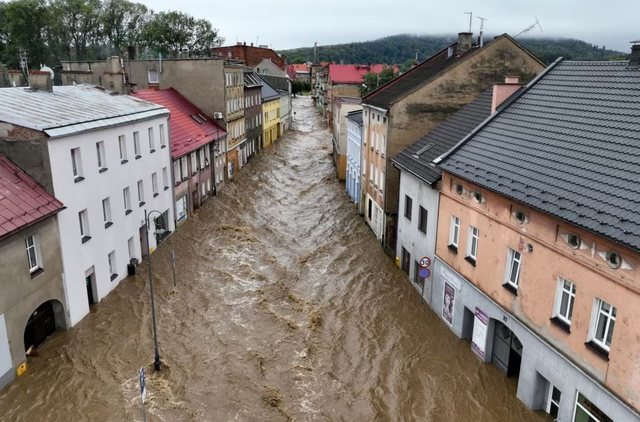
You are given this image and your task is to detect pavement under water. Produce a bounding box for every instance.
[0,97,545,421]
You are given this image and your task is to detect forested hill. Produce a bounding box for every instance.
[281,35,626,66]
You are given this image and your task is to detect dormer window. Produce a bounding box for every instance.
[515,210,528,224]
[453,183,464,195]
[472,191,485,203]
[567,233,581,249]
[606,251,622,269]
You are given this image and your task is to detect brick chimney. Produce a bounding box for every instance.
[491,75,521,114]
[29,70,53,92]
[629,41,640,67]
[457,32,473,55]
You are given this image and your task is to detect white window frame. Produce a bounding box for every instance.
[589,299,616,351]
[128,236,136,260]
[148,69,159,84]
[123,187,131,212]
[504,248,522,289]
[25,235,41,272]
[133,131,141,158]
[108,250,117,279]
[162,167,169,189]
[449,216,460,248]
[573,392,613,422]
[118,135,127,162]
[96,141,107,171]
[71,147,83,179]
[148,127,155,152]
[102,197,112,226]
[159,124,166,148]
[466,226,479,260]
[151,172,158,196]
[79,209,90,239]
[137,180,144,205]
[553,278,576,325]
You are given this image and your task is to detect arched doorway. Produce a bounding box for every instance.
[492,321,523,377]
[23,300,65,352]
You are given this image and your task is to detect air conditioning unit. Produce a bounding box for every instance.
[213,112,224,119]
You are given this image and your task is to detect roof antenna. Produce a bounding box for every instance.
[18,48,30,86]
[515,18,543,38]
[464,12,472,32]
[477,16,487,47]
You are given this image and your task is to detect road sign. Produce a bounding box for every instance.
[419,256,431,268]
[139,367,146,402]
[419,268,431,279]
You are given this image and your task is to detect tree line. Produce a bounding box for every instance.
[0,0,223,68]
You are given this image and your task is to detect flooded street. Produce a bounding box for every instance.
[0,97,543,421]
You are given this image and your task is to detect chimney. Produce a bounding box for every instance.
[491,75,521,114]
[629,41,640,67]
[29,70,53,92]
[457,32,473,55]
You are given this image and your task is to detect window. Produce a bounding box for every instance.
[449,216,460,249]
[118,135,128,163]
[553,278,576,327]
[180,157,188,181]
[605,251,621,269]
[148,69,158,83]
[96,141,107,172]
[102,197,112,228]
[418,206,428,233]
[128,237,136,261]
[401,247,410,274]
[199,148,205,169]
[567,233,581,249]
[413,260,426,289]
[191,152,197,174]
[71,147,83,181]
[546,386,561,419]
[574,392,613,422]
[162,167,169,190]
[504,248,522,291]
[152,172,158,197]
[78,209,90,243]
[137,180,145,206]
[159,124,166,148]
[589,299,616,353]
[123,187,132,214]
[466,226,479,263]
[108,250,117,281]
[133,131,141,158]
[148,127,155,152]
[404,195,412,220]
[25,235,41,273]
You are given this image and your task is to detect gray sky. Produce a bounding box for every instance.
[141,0,638,52]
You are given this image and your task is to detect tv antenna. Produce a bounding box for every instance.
[515,18,543,38]
[18,48,30,85]
[464,12,472,32]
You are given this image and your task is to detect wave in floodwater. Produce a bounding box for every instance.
[0,97,544,422]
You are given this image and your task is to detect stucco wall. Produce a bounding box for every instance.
[437,171,640,410]
[0,126,53,194]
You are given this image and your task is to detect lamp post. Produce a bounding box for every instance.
[144,209,166,371]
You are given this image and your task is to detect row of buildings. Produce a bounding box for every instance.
[0,44,293,390]
[324,32,640,422]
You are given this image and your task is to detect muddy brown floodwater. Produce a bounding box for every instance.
[0,97,545,422]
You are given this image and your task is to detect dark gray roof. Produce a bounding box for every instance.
[347,110,363,125]
[261,78,280,102]
[392,89,494,185]
[439,60,640,252]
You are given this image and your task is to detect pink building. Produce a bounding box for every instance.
[431,53,640,421]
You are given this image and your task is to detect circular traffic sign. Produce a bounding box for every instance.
[419,256,431,268]
[419,268,431,278]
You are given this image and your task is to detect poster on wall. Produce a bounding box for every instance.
[176,196,187,223]
[471,307,489,359]
[442,282,455,326]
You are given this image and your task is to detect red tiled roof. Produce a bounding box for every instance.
[132,88,227,159]
[328,64,399,84]
[0,154,63,240]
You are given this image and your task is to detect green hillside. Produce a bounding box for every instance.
[282,34,627,67]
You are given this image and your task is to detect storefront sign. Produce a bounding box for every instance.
[472,307,489,359]
[442,282,455,326]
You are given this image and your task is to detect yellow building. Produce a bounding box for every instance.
[261,81,280,148]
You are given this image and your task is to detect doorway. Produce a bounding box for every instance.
[24,301,56,351]
[492,321,522,377]
[85,269,97,307]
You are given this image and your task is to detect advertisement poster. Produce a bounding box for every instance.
[471,307,489,359]
[442,282,455,326]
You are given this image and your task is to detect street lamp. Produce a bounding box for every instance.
[144,209,168,371]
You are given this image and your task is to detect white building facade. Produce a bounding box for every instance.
[345,110,363,206]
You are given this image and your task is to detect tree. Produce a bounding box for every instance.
[142,11,222,56]
[1,0,51,67]
[49,0,103,60]
[360,66,397,95]
[101,0,150,54]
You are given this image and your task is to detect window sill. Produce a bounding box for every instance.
[550,316,571,333]
[135,155,141,160]
[164,186,169,191]
[104,221,113,229]
[139,201,145,207]
[585,341,610,361]
[502,283,518,296]
[464,256,477,266]
[30,267,44,279]
[418,228,426,234]
[448,244,458,254]
[81,235,91,244]
[150,149,156,153]
[110,273,118,281]
[161,145,166,149]
[121,159,128,164]
[153,193,159,198]
[125,209,132,215]
[74,176,85,183]
[99,167,108,173]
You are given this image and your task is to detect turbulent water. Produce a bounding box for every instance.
[0,97,544,421]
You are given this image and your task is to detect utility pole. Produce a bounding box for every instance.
[464,12,473,32]
[477,17,487,47]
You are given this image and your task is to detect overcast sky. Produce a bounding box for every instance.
[141,0,638,52]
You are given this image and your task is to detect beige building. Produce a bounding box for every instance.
[331,97,361,181]
[361,33,544,251]
[224,63,247,179]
